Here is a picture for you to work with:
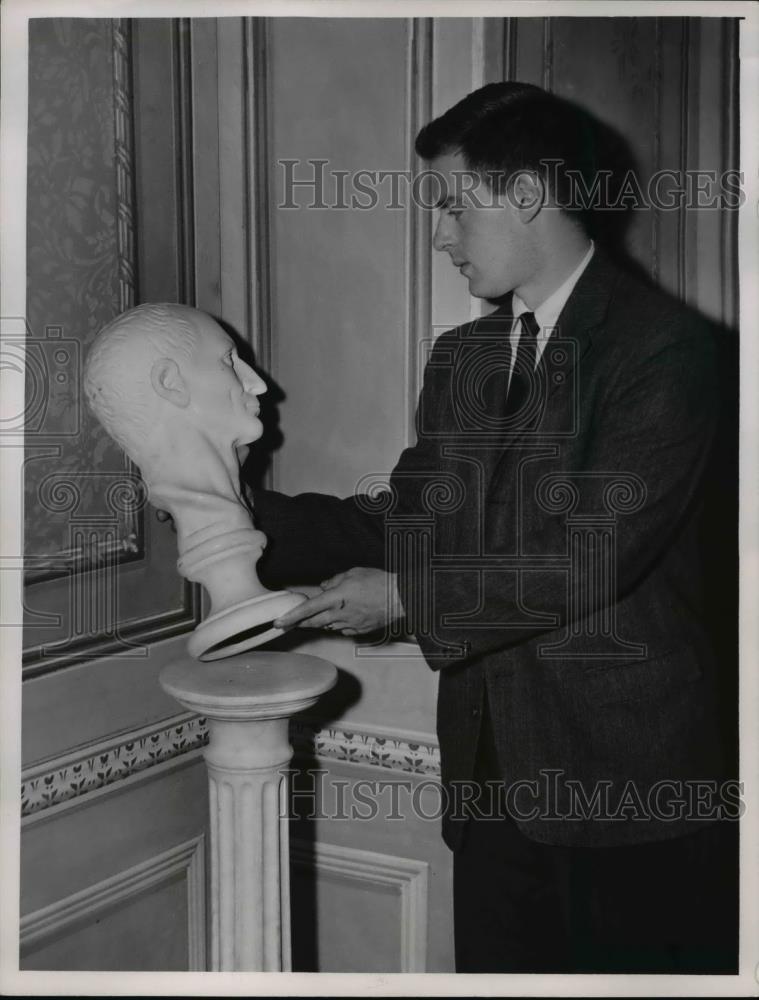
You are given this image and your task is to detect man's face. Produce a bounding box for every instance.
[430,150,531,300]
[182,315,267,448]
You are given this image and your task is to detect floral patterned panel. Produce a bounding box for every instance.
[25,18,141,581]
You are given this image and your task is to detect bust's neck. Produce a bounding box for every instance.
[136,426,248,547]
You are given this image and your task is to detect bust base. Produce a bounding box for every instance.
[188,589,306,661]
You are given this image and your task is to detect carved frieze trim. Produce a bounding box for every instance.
[292,719,440,777]
[21,712,208,819]
[21,713,441,820]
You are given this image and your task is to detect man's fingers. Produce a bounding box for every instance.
[274,590,342,629]
[274,596,330,629]
[320,572,346,591]
[290,585,323,601]
[295,611,349,630]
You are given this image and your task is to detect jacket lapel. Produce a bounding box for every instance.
[544,246,619,397]
[481,248,621,497]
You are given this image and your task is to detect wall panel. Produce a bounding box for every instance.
[23,18,201,678]
[19,19,208,972]
[487,16,739,326]
[288,757,453,973]
[268,18,413,497]
[21,836,205,971]
[20,756,208,970]
[291,840,429,972]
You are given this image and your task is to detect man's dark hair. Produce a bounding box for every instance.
[415,81,603,227]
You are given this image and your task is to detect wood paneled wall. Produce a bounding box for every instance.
[18,14,739,976]
[486,16,739,327]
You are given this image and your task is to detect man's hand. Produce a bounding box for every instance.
[274,567,404,636]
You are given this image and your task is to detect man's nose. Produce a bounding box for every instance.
[432,214,453,253]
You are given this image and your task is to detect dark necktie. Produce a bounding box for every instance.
[505,311,541,417]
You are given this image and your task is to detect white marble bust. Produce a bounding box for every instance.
[84,303,303,659]
[84,302,263,544]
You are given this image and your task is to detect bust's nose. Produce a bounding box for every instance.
[234,356,267,396]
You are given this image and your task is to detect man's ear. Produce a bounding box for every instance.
[511,171,545,223]
[150,358,190,407]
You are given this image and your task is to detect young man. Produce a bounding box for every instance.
[249,82,738,973]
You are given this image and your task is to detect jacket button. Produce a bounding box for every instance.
[471,706,480,718]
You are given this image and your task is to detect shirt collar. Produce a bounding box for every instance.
[512,241,595,331]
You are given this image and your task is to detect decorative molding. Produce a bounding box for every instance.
[290,838,429,972]
[405,18,434,445]
[291,719,440,776]
[22,582,203,680]
[173,18,196,306]
[24,531,140,581]
[503,18,519,82]
[20,834,206,970]
[110,16,144,565]
[22,713,208,819]
[22,713,440,820]
[242,16,280,493]
[542,18,554,92]
[112,18,137,313]
[243,17,273,373]
[677,17,691,304]
[651,17,662,285]
[470,18,485,92]
[719,17,739,331]
[651,17,693,307]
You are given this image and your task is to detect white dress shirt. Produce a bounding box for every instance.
[508,241,595,382]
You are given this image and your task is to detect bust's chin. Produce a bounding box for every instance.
[232,415,264,450]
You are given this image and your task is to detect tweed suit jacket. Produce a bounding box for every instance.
[250,248,733,850]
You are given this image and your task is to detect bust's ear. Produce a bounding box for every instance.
[150,358,190,407]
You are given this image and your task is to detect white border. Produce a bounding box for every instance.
[2,0,757,996]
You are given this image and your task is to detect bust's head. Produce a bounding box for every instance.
[84,303,266,469]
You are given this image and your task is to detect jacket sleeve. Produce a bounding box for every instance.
[246,485,387,589]
[393,321,721,669]
[243,330,461,590]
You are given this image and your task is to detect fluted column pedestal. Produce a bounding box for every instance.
[159,651,337,971]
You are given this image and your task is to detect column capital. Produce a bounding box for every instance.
[159,651,337,722]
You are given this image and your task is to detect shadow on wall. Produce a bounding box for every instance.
[268,638,364,971]
[215,317,285,491]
